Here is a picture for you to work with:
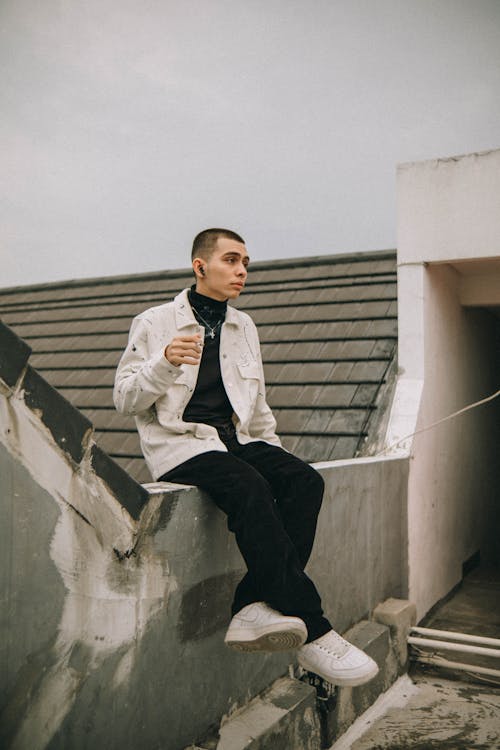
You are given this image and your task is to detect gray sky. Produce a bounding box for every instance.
[1,0,500,288]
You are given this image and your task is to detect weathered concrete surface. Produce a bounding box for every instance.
[0,441,178,750]
[0,438,292,750]
[374,597,417,668]
[319,619,399,747]
[330,673,500,750]
[309,456,409,634]
[0,441,66,733]
[188,676,321,750]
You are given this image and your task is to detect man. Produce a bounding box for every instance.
[114,228,378,686]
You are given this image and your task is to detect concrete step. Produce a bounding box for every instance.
[185,675,322,750]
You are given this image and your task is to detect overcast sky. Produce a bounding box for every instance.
[1,0,500,288]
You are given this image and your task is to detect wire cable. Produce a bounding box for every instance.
[377,388,500,456]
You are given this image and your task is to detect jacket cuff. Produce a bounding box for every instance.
[148,347,182,384]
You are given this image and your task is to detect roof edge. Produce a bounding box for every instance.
[0,249,397,295]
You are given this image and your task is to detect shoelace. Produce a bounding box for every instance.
[315,631,350,657]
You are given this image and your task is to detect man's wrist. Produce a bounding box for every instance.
[164,344,179,366]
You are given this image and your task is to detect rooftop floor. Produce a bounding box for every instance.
[331,565,500,749]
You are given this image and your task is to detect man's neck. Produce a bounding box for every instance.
[194,280,229,303]
[190,286,228,309]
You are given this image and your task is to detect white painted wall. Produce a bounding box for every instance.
[387,148,500,619]
[398,149,500,265]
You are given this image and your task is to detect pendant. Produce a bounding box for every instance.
[209,329,215,339]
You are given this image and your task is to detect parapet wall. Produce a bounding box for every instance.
[0,321,409,750]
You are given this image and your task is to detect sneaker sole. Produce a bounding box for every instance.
[299,661,379,686]
[225,625,307,653]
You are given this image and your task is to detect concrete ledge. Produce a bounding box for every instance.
[187,676,321,750]
[0,321,31,388]
[91,444,149,520]
[23,366,92,463]
[0,320,151,522]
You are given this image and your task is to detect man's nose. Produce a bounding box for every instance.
[237,264,247,277]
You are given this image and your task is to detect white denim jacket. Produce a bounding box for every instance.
[113,288,281,479]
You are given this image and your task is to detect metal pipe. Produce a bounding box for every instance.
[410,626,500,648]
[408,636,500,658]
[412,654,500,679]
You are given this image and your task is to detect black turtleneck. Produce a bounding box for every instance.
[183,287,236,439]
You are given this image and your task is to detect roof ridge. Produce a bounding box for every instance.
[0,249,396,295]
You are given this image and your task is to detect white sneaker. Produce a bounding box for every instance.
[225,602,308,653]
[297,629,379,686]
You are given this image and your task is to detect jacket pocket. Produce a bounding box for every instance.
[237,361,260,380]
[236,362,261,412]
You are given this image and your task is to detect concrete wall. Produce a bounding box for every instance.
[308,457,408,633]
[1,340,408,749]
[397,149,500,265]
[0,369,289,750]
[387,148,500,619]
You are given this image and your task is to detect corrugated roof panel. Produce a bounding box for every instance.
[95,431,141,457]
[293,435,340,462]
[327,409,369,434]
[329,436,360,460]
[273,408,315,432]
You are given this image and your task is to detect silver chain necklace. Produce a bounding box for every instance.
[192,308,223,339]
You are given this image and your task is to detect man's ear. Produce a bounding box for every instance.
[192,257,205,278]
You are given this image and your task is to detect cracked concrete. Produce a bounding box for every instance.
[330,673,500,750]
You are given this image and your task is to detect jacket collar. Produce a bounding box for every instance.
[174,288,241,329]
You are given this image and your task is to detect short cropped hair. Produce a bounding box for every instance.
[191,228,245,261]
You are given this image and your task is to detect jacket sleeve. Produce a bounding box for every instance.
[246,321,282,447]
[113,314,181,416]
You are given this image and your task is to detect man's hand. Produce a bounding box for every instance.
[165,334,203,366]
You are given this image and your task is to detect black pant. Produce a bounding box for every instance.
[160,439,331,642]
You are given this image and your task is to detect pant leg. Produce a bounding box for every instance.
[229,441,330,640]
[160,450,331,641]
[232,441,324,568]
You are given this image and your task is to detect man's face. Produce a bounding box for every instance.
[194,237,249,301]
